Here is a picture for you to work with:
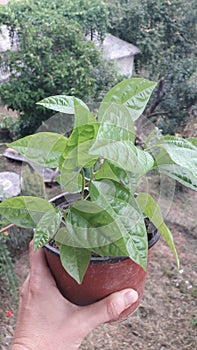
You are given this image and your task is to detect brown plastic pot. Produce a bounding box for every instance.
[44,230,160,320]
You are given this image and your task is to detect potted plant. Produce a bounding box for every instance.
[0,78,196,320]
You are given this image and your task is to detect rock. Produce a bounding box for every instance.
[0,171,21,200]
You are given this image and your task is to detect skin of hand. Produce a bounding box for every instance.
[11,242,138,350]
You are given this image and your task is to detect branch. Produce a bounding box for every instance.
[147,110,170,118]
[146,78,165,118]
[0,223,14,234]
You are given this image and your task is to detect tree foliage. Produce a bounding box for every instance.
[0,0,110,136]
[107,0,197,133]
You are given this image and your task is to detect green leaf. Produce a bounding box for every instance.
[90,135,154,175]
[95,160,120,182]
[98,103,135,142]
[37,95,96,128]
[158,164,197,191]
[34,210,62,251]
[90,239,129,258]
[59,123,99,192]
[59,244,91,284]
[98,78,157,121]
[155,136,197,190]
[95,160,139,193]
[55,201,123,250]
[89,180,148,270]
[9,132,68,168]
[154,149,174,167]
[89,94,154,175]
[73,98,96,128]
[136,192,179,268]
[37,95,88,114]
[186,137,197,147]
[0,196,55,228]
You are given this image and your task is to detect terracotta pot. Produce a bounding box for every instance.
[44,231,160,320]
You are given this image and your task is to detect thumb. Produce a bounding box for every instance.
[79,289,138,333]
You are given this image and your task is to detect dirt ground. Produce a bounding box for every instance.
[0,145,197,350]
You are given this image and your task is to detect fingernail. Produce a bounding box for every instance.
[124,290,138,307]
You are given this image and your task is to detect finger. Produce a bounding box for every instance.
[78,289,138,335]
[29,241,57,288]
[20,273,30,300]
[15,274,30,322]
[28,242,73,305]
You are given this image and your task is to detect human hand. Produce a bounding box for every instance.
[11,242,138,350]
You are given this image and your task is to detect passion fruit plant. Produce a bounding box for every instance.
[0,78,196,283]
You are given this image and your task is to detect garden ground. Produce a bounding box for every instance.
[0,142,196,350]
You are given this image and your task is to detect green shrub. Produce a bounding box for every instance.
[0,19,100,136]
[0,218,32,304]
[89,59,122,103]
[0,0,110,137]
[0,234,18,304]
[107,0,197,133]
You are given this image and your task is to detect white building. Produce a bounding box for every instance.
[101,34,140,77]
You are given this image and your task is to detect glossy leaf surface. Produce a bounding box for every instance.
[95,160,138,193]
[98,103,135,142]
[37,95,88,114]
[98,78,157,121]
[158,164,197,191]
[155,136,197,191]
[9,132,67,168]
[34,210,62,250]
[90,133,154,175]
[155,136,197,168]
[60,244,91,284]
[136,192,179,268]
[55,201,123,251]
[90,101,154,174]
[0,196,55,228]
[59,123,99,192]
[89,180,148,270]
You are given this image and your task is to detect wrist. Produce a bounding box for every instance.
[11,339,79,350]
[11,345,31,350]
[11,340,44,350]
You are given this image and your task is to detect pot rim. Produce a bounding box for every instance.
[47,192,161,264]
[44,230,160,264]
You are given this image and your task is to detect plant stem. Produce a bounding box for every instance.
[81,168,85,199]
[84,193,90,200]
